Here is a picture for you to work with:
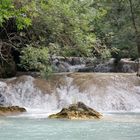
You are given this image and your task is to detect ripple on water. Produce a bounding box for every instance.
[0,113,140,140]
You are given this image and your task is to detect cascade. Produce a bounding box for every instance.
[0,73,140,114]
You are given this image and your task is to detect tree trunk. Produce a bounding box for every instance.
[129,0,140,76]
[136,35,140,76]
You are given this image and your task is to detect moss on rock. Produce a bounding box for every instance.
[0,106,26,116]
[49,102,102,120]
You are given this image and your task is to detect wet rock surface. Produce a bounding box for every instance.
[49,102,102,120]
[0,94,6,106]
[0,73,139,113]
[51,57,138,73]
[0,106,26,116]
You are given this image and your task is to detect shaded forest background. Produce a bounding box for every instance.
[0,0,140,78]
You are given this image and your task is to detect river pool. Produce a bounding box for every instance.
[0,113,140,140]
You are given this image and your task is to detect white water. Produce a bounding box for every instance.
[0,74,140,117]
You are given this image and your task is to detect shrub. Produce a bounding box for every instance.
[20,46,52,77]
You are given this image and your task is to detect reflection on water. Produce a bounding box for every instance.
[103,112,140,123]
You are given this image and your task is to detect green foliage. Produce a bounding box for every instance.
[0,0,14,26]
[1,0,140,77]
[0,0,32,30]
[92,0,140,59]
[33,0,97,57]
[20,46,51,77]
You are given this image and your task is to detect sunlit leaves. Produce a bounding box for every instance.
[0,0,32,30]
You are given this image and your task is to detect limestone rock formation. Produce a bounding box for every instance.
[0,106,26,116]
[49,102,102,120]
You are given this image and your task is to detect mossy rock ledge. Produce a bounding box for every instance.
[0,106,26,116]
[49,102,102,120]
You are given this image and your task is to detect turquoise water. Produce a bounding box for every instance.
[0,113,140,140]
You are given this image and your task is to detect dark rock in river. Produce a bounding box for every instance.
[0,94,6,106]
[0,106,26,116]
[0,60,16,78]
[49,102,102,120]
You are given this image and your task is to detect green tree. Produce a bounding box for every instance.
[31,0,98,57]
[92,0,140,59]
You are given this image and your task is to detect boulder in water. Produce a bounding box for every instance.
[0,106,26,116]
[49,102,102,120]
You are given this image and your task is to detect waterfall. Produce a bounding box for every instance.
[0,73,140,114]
